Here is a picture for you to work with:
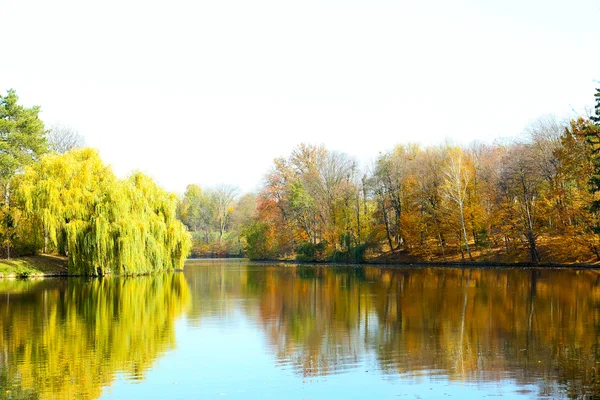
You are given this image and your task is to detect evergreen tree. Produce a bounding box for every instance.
[585,89,600,213]
[0,89,47,257]
[591,87,600,125]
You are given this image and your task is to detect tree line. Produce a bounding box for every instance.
[182,88,600,264]
[0,89,190,274]
[176,184,256,257]
[5,86,600,267]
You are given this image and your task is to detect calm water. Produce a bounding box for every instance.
[1,260,599,399]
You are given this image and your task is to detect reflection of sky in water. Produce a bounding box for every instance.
[102,312,541,399]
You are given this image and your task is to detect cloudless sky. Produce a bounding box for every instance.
[2,0,599,194]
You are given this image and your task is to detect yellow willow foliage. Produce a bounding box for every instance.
[0,273,190,400]
[15,148,191,275]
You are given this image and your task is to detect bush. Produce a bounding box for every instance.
[330,243,366,264]
[243,221,271,260]
[296,241,316,262]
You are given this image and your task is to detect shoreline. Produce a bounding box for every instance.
[189,257,600,270]
[0,255,186,279]
[0,255,69,279]
[3,255,599,280]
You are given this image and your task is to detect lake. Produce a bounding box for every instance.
[1,260,599,399]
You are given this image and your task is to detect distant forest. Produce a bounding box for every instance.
[178,88,600,264]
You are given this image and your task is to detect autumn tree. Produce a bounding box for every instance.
[498,144,544,262]
[554,118,600,259]
[371,148,403,251]
[411,146,448,258]
[442,151,473,261]
[246,144,363,261]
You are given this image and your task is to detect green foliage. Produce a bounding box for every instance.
[296,241,316,262]
[177,184,245,257]
[583,89,600,215]
[0,89,47,182]
[179,184,212,232]
[0,89,48,257]
[591,87,600,125]
[330,233,366,263]
[15,149,191,275]
[243,221,271,260]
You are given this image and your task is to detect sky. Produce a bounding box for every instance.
[2,0,599,194]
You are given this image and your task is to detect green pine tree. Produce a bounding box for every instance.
[585,88,600,223]
[0,89,47,257]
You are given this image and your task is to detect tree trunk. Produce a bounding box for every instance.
[4,181,10,259]
[380,195,394,252]
[459,202,473,260]
[524,200,540,263]
[356,191,361,243]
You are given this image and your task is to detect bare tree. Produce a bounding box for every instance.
[443,153,473,261]
[209,184,239,241]
[47,123,85,153]
[499,144,543,263]
[522,114,566,183]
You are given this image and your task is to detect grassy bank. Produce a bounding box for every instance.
[0,255,68,278]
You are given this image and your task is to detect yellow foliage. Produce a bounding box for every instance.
[15,149,191,275]
[0,273,189,399]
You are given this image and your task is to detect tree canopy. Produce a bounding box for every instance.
[0,89,48,258]
[0,89,47,184]
[235,89,600,263]
[16,148,191,275]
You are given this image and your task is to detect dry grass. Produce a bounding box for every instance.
[369,237,600,266]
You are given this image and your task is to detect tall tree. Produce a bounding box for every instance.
[499,144,543,263]
[179,184,212,237]
[555,118,600,258]
[584,88,600,217]
[210,184,238,241]
[591,87,600,125]
[443,152,473,261]
[0,89,47,257]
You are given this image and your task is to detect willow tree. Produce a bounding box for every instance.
[16,148,191,275]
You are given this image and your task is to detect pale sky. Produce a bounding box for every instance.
[2,0,599,194]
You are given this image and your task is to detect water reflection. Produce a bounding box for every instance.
[184,262,600,397]
[0,273,189,399]
[1,263,598,399]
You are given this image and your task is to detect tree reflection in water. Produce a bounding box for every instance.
[186,262,600,398]
[0,273,190,399]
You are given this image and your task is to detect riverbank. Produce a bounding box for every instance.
[0,255,68,278]
[241,258,600,270]
[241,236,600,269]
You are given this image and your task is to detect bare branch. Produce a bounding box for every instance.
[47,123,85,154]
